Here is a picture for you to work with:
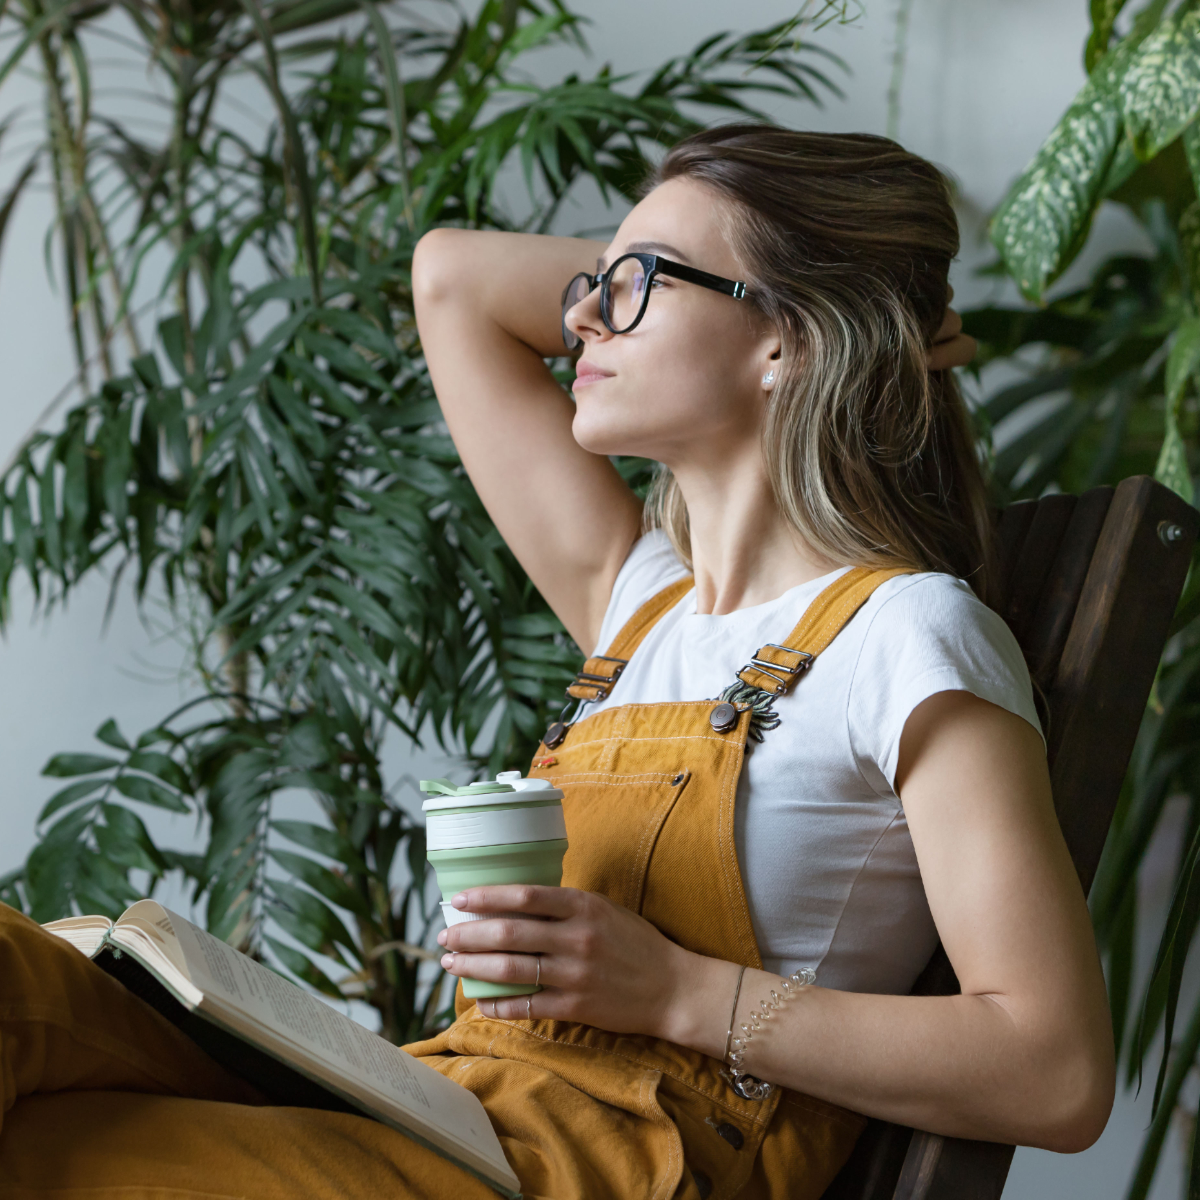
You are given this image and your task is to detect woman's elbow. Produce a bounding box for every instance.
[1031,1038,1115,1153]
[412,228,468,311]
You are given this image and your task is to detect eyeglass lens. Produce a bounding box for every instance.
[561,256,650,351]
[561,273,591,350]
[602,256,647,333]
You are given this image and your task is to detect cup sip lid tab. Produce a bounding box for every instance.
[419,770,564,811]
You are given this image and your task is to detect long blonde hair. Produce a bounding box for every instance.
[643,126,993,598]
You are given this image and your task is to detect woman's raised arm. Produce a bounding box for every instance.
[412,230,644,652]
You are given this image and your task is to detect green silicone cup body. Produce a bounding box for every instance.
[429,838,568,999]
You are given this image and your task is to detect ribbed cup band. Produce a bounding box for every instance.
[426,805,567,851]
[440,903,544,928]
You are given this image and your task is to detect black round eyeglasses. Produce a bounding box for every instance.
[560,252,748,351]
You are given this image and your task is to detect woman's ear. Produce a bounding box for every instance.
[760,340,783,391]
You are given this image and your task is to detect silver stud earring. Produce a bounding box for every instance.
[762,369,776,386]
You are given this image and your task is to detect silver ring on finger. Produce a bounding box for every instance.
[535,955,541,988]
[525,994,532,1021]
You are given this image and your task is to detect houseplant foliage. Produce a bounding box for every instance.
[963,0,1200,1192]
[0,0,846,1041]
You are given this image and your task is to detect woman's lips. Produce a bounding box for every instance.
[574,362,613,388]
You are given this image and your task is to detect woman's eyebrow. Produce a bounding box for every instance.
[626,239,692,262]
[596,240,694,272]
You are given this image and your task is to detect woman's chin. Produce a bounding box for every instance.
[570,414,650,460]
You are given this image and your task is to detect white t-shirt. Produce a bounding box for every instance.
[584,531,1042,996]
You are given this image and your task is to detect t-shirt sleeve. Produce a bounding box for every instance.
[846,574,1043,797]
[591,530,692,656]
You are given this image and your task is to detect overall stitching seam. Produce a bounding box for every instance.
[606,579,693,661]
[471,1017,772,1127]
[716,736,760,969]
[548,774,680,787]
[771,569,861,662]
[624,777,686,910]
[626,801,656,911]
[641,1070,679,1200]
[550,732,737,757]
[777,568,903,669]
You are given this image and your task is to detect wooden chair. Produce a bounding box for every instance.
[824,475,1200,1200]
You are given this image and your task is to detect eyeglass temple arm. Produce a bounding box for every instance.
[655,258,747,299]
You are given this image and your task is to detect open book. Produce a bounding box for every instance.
[45,900,520,1198]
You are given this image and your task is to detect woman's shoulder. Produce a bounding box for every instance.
[852,570,1028,685]
[863,570,1005,632]
[591,531,692,655]
[844,570,1042,791]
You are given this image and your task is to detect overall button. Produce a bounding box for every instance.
[709,702,738,733]
[716,1122,744,1150]
[543,721,567,749]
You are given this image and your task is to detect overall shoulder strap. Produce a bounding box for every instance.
[733,565,916,697]
[565,575,694,703]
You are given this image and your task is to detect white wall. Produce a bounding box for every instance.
[0,2,1180,1194]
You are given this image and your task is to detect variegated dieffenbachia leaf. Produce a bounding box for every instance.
[1120,1,1200,160]
[1179,199,1200,300]
[1184,118,1200,191]
[1155,314,1200,502]
[1087,0,1132,73]
[991,0,1170,302]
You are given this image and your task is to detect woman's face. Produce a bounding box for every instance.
[563,177,779,468]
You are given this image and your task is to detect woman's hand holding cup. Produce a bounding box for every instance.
[438,884,700,1036]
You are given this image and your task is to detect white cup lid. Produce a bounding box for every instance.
[421,771,563,812]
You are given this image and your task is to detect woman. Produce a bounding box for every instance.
[0,126,1112,1200]
[408,125,1114,1190]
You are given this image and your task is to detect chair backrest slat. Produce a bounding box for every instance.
[1024,487,1113,691]
[822,476,1198,1200]
[1047,478,1195,889]
[1003,491,1077,650]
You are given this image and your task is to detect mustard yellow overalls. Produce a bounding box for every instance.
[0,568,900,1199]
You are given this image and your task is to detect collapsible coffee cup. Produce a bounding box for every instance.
[421,771,567,1000]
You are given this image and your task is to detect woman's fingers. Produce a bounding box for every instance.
[450,883,579,919]
[927,304,976,372]
[927,331,977,371]
[441,914,554,953]
[479,988,578,1022]
[441,949,545,986]
[933,306,962,344]
[927,305,976,371]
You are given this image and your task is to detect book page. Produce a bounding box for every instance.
[181,920,431,1109]
[115,901,199,985]
[43,914,113,958]
[158,907,514,1189]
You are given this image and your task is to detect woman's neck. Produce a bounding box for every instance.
[671,459,845,616]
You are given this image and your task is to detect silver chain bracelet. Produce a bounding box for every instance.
[723,965,816,1101]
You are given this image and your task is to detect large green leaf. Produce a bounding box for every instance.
[1154,315,1200,501]
[1120,2,1200,160]
[1087,0,1132,73]
[991,0,1171,301]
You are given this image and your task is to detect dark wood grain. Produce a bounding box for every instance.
[893,1134,1013,1200]
[1023,487,1113,692]
[1047,477,1199,890]
[995,499,1038,603]
[822,1121,913,1200]
[1003,492,1076,649]
[821,477,1198,1200]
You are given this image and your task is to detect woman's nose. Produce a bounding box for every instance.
[564,285,610,344]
